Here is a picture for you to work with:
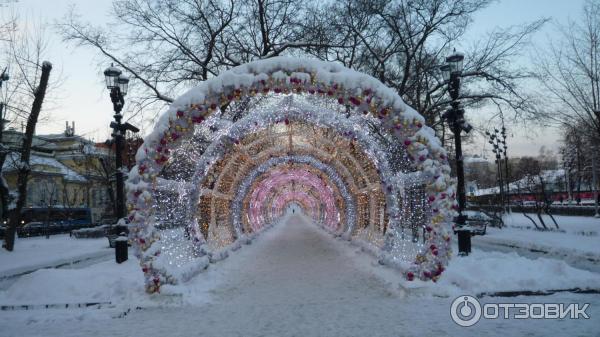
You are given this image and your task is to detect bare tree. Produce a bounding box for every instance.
[514,158,561,230]
[0,13,17,224]
[4,60,52,251]
[58,0,545,135]
[535,0,600,142]
[514,160,547,230]
[1,17,60,230]
[1,18,54,250]
[562,121,599,204]
[38,177,59,238]
[55,0,549,183]
[309,0,546,136]
[57,0,337,125]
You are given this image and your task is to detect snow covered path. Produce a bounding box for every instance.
[2,215,599,337]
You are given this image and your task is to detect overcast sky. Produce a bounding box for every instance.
[1,0,586,158]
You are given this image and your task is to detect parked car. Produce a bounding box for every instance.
[21,221,73,237]
[17,221,49,237]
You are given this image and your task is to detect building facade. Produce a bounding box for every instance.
[1,123,115,224]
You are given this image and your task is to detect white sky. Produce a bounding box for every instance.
[1,0,586,158]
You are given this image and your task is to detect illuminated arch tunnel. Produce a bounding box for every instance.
[126,57,456,293]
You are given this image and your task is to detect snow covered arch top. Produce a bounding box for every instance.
[127,57,456,293]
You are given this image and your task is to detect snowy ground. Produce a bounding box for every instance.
[0,214,598,336]
[474,213,600,272]
[0,235,111,279]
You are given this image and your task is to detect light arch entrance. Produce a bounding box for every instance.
[127,57,456,293]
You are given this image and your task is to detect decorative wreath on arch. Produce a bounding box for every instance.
[126,57,457,293]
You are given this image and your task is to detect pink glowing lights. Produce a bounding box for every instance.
[247,167,340,231]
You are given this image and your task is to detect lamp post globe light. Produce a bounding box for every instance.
[104,64,137,236]
[441,51,473,256]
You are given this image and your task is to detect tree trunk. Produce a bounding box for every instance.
[0,153,8,224]
[99,157,116,217]
[535,210,548,230]
[4,62,52,251]
[544,210,560,229]
[522,211,541,230]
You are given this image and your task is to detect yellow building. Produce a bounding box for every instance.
[1,123,114,224]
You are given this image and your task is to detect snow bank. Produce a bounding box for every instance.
[0,259,146,306]
[304,215,600,297]
[477,214,600,264]
[0,235,110,278]
[429,251,600,296]
[1,215,598,312]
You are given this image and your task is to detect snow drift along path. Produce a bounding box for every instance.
[3,214,599,337]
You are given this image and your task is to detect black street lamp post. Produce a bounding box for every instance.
[441,52,472,256]
[0,66,9,135]
[0,67,8,224]
[104,65,138,235]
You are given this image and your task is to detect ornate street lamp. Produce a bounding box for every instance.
[104,64,137,236]
[0,66,9,146]
[0,66,8,225]
[441,51,472,255]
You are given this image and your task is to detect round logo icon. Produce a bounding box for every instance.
[450,295,482,327]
